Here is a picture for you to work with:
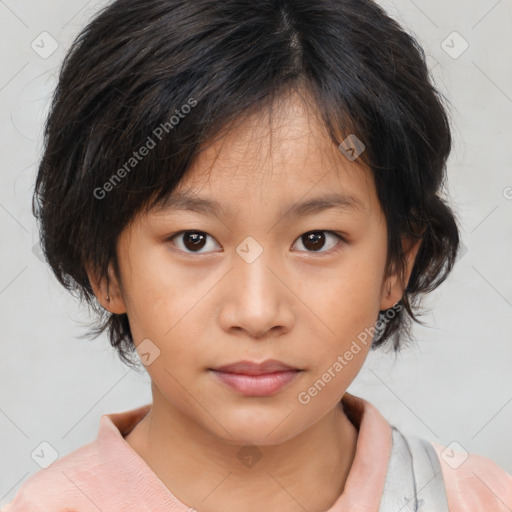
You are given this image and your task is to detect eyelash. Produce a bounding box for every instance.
[166,230,346,256]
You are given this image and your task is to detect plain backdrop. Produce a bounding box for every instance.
[1,0,511,505]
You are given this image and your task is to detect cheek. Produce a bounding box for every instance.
[116,244,189,343]
[121,250,224,377]
[309,250,385,323]
[297,244,385,365]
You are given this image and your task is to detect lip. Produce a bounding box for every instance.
[210,370,302,396]
[209,359,303,397]
[211,359,300,375]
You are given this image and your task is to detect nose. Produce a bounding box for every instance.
[217,242,296,340]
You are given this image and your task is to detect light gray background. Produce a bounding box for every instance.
[1,0,511,506]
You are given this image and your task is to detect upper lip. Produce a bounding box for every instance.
[210,359,301,375]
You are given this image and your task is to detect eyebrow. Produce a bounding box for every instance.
[155,191,366,218]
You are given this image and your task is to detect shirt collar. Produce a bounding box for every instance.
[97,392,392,511]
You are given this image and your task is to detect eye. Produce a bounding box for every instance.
[167,230,345,255]
[292,230,344,253]
[168,231,221,254]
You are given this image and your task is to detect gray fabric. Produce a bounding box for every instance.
[377,427,449,512]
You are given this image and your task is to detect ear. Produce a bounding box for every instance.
[87,262,127,314]
[379,237,422,311]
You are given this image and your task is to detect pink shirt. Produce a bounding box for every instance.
[3,393,511,511]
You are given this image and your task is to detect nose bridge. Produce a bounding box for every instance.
[235,234,278,306]
[236,237,275,295]
[220,234,294,337]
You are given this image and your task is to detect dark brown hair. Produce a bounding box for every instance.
[33,0,460,370]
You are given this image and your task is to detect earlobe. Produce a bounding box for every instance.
[380,275,399,312]
[87,263,127,314]
[379,237,422,311]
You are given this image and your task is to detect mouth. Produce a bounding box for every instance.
[208,359,304,396]
[210,359,302,375]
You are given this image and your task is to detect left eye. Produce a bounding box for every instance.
[291,230,344,253]
[167,230,344,254]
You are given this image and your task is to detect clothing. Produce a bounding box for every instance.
[2,393,511,511]
[378,427,449,511]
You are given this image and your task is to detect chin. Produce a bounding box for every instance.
[206,407,308,447]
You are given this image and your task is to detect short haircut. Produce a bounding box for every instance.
[33,0,460,369]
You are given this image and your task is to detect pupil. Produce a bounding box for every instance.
[304,231,325,251]
[184,232,206,251]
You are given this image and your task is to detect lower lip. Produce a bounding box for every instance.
[210,370,301,396]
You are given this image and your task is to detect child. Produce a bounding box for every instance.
[4,0,511,510]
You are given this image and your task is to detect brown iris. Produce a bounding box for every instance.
[182,231,207,251]
[301,231,327,252]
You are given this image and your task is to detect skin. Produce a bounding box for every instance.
[88,89,421,512]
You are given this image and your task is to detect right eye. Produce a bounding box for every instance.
[167,231,222,254]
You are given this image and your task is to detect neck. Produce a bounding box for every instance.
[125,390,358,512]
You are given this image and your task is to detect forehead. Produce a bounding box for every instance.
[153,90,378,219]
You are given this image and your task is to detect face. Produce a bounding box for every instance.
[93,91,418,446]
